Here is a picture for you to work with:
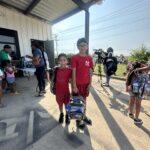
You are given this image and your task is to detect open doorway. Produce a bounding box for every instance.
[0,28,20,59]
[31,39,55,68]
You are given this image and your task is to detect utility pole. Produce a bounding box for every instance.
[85,9,90,52]
[54,34,59,57]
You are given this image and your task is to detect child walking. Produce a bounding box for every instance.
[126,62,143,124]
[71,38,93,128]
[51,54,72,124]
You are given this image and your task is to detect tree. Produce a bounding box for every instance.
[128,45,150,62]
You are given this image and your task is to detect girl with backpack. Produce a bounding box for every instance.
[50,53,72,124]
[126,62,144,124]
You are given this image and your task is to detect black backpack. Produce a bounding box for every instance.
[51,67,59,95]
[106,57,117,76]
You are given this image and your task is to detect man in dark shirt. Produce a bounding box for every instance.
[103,47,117,86]
[31,42,46,96]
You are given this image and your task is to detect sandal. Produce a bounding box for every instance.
[134,119,143,124]
[129,113,134,119]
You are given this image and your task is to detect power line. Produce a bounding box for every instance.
[56,0,148,34]
[58,16,150,41]
[90,26,150,41]
[58,15,150,39]
[56,2,149,37]
[90,0,150,25]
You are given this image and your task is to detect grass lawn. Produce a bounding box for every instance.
[94,64,127,77]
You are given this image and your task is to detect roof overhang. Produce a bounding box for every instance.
[0,0,102,24]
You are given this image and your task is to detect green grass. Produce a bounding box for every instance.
[94,64,126,77]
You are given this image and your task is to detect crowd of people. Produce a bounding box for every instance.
[0,38,150,128]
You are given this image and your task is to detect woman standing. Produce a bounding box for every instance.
[27,42,46,96]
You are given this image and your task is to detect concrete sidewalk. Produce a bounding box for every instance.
[0,76,150,150]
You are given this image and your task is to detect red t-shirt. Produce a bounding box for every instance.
[56,67,72,95]
[71,54,93,85]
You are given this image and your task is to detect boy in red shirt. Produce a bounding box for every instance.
[71,38,93,128]
[51,53,72,124]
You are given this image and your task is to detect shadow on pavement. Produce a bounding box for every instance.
[109,86,129,105]
[64,122,93,150]
[109,86,145,115]
[0,78,93,150]
[90,86,134,150]
[135,124,150,138]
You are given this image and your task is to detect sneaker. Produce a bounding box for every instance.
[134,119,143,124]
[103,83,109,87]
[59,113,64,124]
[84,116,92,125]
[76,120,85,130]
[129,113,134,119]
[14,91,20,95]
[65,114,70,125]
[41,90,46,94]
[35,92,44,97]
[10,91,20,95]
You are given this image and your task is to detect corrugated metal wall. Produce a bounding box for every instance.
[0,5,52,56]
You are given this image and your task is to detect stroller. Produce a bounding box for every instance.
[65,95,86,129]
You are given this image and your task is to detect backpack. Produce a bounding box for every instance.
[131,73,149,97]
[65,95,85,120]
[144,83,150,99]
[51,67,59,95]
[106,57,117,76]
[132,79,141,94]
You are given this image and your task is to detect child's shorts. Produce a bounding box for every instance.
[129,91,142,99]
[6,77,15,84]
[56,93,70,107]
[77,84,89,99]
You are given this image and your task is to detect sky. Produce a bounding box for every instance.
[52,0,150,56]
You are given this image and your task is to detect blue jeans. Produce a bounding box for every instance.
[35,66,45,92]
[104,65,110,84]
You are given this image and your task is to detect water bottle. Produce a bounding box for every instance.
[132,80,139,94]
[65,104,71,112]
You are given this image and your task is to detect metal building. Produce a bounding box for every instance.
[0,0,102,66]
